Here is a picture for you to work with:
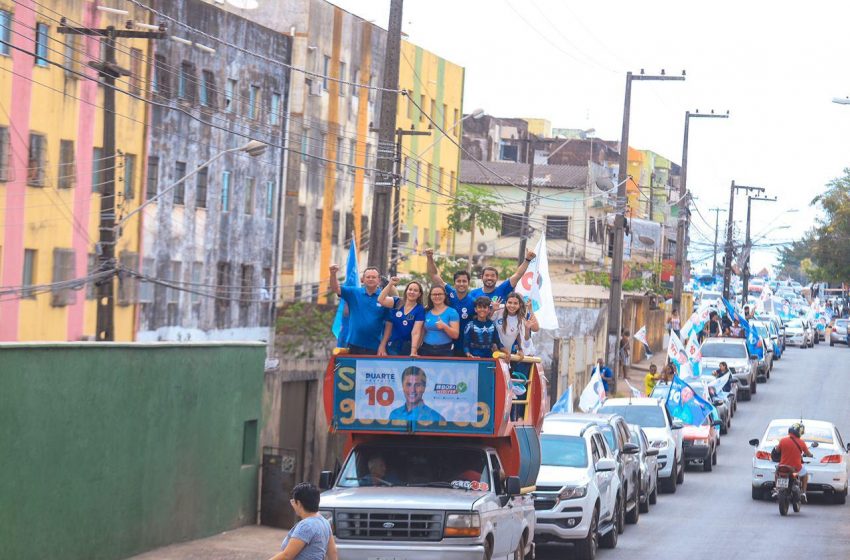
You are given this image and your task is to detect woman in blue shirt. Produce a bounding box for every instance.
[418,285,460,356]
[377,277,425,356]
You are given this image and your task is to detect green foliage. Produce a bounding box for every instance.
[447,185,503,234]
[807,168,850,282]
[275,301,337,358]
[574,262,664,294]
[574,270,611,287]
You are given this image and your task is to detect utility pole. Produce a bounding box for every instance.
[710,207,726,278]
[58,20,164,341]
[389,127,430,276]
[606,69,684,394]
[518,136,536,263]
[722,182,764,302]
[368,0,404,274]
[742,195,776,302]
[672,109,729,313]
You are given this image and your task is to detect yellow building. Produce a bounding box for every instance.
[523,118,552,138]
[396,40,464,273]
[0,0,150,341]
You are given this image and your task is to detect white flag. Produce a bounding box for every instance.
[516,234,559,330]
[633,325,649,347]
[579,366,607,412]
[711,372,732,393]
[625,379,643,398]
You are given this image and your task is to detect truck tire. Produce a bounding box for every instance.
[660,461,677,494]
[483,536,493,560]
[513,533,527,560]
[573,506,599,560]
[599,501,619,549]
[626,478,640,524]
[677,456,685,484]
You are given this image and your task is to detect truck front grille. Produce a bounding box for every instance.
[335,509,444,541]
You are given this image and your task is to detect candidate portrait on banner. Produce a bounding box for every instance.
[388,366,446,423]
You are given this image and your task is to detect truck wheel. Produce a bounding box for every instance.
[704,451,713,472]
[834,489,847,505]
[483,536,493,560]
[677,457,685,484]
[649,482,658,505]
[599,502,619,549]
[752,486,763,500]
[513,533,527,560]
[742,388,752,401]
[573,506,599,559]
[626,484,640,524]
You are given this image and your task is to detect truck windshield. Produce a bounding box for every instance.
[599,405,667,428]
[700,342,748,359]
[337,445,492,490]
[541,435,587,468]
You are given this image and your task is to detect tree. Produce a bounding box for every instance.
[809,168,850,282]
[447,185,503,271]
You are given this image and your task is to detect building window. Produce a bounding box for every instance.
[322,56,330,90]
[248,85,259,119]
[265,180,274,218]
[51,248,76,307]
[215,261,231,328]
[314,209,323,242]
[439,167,445,193]
[338,62,346,96]
[62,34,81,76]
[296,205,306,241]
[419,95,426,122]
[0,10,11,56]
[196,167,208,208]
[442,103,448,130]
[200,70,215,107]
[129,48,142,94]
[138,257,155,303]
[178,61,196,102]
[34,23,48,67]
[260,267,271,327]
[336,137,344,170]
[0,126,9,181]
[430,99,437,128]
[117,252,139,306]
[22,249,37,298]
[27,133,46,186]
[173,161,186,205]
[270,92,281,126]
[546,215,570,240]
[351,69,359,97]
[86,254,99,300]
[332,210,340,242]
[91,147,103,193]
[58,139,75,189]
[225,78,237,113]
[244,176,255,214]
[221,170,231,211]
[453,108,460,135]
[146,156,159,200]
[167,260,182,326]
[449,170,456,196]
[239,264,254,326]
[152,55,170,98]
[501,214,523,237]
[122,153,136,200]
[190,262,202,318]
[499,142,519,162]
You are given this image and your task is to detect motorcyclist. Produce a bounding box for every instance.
[776,422,813,502]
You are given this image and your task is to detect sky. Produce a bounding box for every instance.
[330,0,850,275]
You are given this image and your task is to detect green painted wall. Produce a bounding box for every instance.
[0,342,265,560]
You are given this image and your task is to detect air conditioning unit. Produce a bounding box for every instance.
[476,242,489,255]
[308,79,322,97]
[399,228,410,244]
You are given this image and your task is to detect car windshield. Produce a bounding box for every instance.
[787,319,803,328]
[541,435,588,468]
[338,445,492,489]
[701,342,748,359]
[763,424,835,445]
[598,405,667,428]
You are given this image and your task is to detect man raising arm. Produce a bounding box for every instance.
[426,249,475,357]
[329,264,386,355]
[469,248,537,305]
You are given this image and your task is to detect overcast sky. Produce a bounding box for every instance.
[330,0,850,274]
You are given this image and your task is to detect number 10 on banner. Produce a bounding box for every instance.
[365,385,395,406]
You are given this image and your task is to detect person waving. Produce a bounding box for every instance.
[377,277,425,356]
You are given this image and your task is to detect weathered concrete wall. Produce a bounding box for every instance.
[0,342,265,560]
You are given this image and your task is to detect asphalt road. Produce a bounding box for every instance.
[538,341,850,560]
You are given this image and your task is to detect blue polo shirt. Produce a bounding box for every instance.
[340,286,385,350]
[388,402,446,423]
[445,283,475,344]
[469,279,515,305]
[386,297,425,343]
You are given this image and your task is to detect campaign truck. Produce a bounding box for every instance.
[318,351,548,560]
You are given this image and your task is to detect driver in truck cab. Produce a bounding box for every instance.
[388,366,446,423]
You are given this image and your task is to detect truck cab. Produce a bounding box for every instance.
[319,352,547,560]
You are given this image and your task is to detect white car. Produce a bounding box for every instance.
[534,416,621,558]
[700,337,758,401]
[597,398,684,494]
[785,318,813,348]
[749,419,850,504]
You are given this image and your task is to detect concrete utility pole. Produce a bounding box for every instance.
[518,136,536,263]
[368,0,404,274]
[741,195,776,302]
[58,20,164,341]
[710,207,726,278]
[673,110,729,313]
[389,127,429,276]
[722,182,764,302]
[606,69,684,394]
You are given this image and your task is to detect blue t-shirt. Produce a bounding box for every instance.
[340,286,385,350]
[423,307,460,346]
[388,402,446,423]
[386,298,426,343]
[280,515,332,560]
[445,283,475,342]
[464,319,498,358]
[469,279,515,305]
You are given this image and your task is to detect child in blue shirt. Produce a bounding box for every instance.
[463,296,499,358]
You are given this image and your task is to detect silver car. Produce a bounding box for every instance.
[830,319,849,347]
[700,337,758,401]
[628,425,659,514]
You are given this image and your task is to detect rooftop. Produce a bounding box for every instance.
[460,160,587,189]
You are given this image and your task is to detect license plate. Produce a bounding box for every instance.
[776,478,789,488]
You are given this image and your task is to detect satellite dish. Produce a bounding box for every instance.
[226,0,259,9]
[595,176,615,191]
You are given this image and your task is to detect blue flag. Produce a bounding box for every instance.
[551,385,574,414]
[665,375,714,426]
[722,297,762,359]
[331,242,360,346]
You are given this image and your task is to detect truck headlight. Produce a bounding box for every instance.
[558,485,588,500]
[318,510,334,531]
[444,513,481,537]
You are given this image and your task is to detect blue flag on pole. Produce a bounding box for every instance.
[551,385,574,414]
[722,297,762,359]
[331,241,360,346]
[665,374,714,426]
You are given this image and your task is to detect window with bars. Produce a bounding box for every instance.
[51,248,76,307]
[91,147,103,193]
[196,167,208,208]
[34,23,48,67]
[129,48,142,94]
[0,126,9,181]
[244,176,255,214]
[27,133,46,187]
[546,215,570,241]
[314,209,323,242]
[146,156,159,200]
[265,181,274,218]
[221,171,231,212]
[117,252,139,306]
[123,153,136,200]
[58,140,75,189]
[239,264,254,326]
[200,70,215,108]
[173,161,186,205]
[501,214,523,237]
[0,10,11,57]
[178,61,197,102]
[152,55,171,98]
[22,249,37,299]
[248,85,260,119]
[270,92,281,125]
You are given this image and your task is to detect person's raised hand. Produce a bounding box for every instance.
[425,248,434,258]
[525,249,537,262]
[329,264,340,276]
[390,276,400,286]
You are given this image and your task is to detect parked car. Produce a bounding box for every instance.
[748,419,850,504]
[549,413,642,527]
[628,425,659,513]
[830,318,849,347]
[682,417,721,471]
[700,337,758,401]
[534,417,621,558]
[597,399,684,495]
[751,321,774,380]
[785,318,812,348]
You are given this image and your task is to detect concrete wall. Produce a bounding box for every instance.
[0,342,265,560]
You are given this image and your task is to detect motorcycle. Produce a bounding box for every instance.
[775,442,818,516]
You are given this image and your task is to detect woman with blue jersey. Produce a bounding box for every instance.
[417,285,460,356]
[377,277,425,356]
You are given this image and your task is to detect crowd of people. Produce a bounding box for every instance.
[328,248,540,360]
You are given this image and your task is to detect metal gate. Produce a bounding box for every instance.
[260,447,297,528]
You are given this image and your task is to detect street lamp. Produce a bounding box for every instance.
[118,139,268,228]
[832,97,850,105]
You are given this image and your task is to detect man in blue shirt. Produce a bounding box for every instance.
[389,366,446,423]
[468,248,536,304]
[596,358,615,393]
[330,264,386,354]
[426,248,476,357]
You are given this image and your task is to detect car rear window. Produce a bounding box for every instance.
[764,424,835,445]
[541,435,588,468]
[700,342,748,359]
[836,320,849,328]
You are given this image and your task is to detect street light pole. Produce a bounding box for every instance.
[722,182,764,301]
[606,69,684,394]
[742,195,777,303]
[673,110,729,314]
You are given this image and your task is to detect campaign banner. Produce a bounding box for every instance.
[332,357,496,434]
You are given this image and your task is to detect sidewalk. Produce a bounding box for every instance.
[127,525,287,560]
